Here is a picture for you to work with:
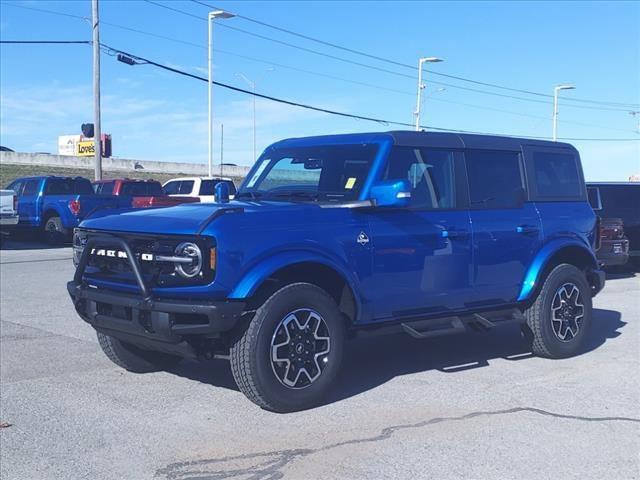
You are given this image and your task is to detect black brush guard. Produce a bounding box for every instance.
[67,233,245,351]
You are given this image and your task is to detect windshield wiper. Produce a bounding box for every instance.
[236,191,263,200]
[266,191,319,201]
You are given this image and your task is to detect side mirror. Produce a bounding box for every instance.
[215,182,230,203]
[370,179,411,208]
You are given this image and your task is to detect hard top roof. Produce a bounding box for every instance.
[270,130,576,152]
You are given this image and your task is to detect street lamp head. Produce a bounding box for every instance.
[209,10,235,19]
[555,84,576,91]
[422,57,444,63]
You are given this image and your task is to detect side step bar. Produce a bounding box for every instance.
[400,308,525,340]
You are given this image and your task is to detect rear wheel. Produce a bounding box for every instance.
[97,332,182,373]
[43,215,68,245]
[230,283,345,412]
[523,263,592,358]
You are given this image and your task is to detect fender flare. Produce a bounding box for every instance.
[228,249,362,314]
[40,204,65,227]
[518,238,597,302]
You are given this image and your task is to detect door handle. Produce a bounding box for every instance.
[441,229,469,240]
[517,225,539,235]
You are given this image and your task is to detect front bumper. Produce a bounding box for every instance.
[68,232,245,356]
[68,281,245,342]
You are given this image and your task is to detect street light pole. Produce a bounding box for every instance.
[552,84,576,141]
[236,68,273,161]
[92,0,102,180]
[630,111,640,134]
[208,10,235,177]
[414,57,443,131]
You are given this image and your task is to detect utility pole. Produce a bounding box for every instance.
[630,111,640,134]
[552,84,576,141]
[92,0,102,180]
[414,57,443,131]
[236,68,273,161]
[220,123,224,177]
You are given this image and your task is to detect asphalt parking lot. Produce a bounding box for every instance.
[1,239,638,480]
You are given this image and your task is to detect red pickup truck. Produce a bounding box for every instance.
[92,179,200,208]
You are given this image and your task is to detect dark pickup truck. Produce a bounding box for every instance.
[6,176,130,244]
[93,179,200,209]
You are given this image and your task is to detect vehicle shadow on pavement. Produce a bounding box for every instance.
[167,308,625,405]
[0,232,68,250]
[327,308,625,405]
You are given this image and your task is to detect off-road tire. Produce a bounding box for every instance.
[43,215,68,245]
[523,263,592,358]
[97,332,182,373]
[230,282,345,413]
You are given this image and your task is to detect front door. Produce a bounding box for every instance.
[368,147,473,321]
[464,149,543,306]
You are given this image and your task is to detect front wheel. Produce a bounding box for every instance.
[230,283,345,412]
[523,263,592,358]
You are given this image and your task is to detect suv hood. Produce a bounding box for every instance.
[78,201,317,235]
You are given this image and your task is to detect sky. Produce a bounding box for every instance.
[0,0,639,181]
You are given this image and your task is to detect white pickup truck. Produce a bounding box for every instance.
[0,189,19,244]
[162,177,236,203]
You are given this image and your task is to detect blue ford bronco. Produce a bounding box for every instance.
[68,131,605,412]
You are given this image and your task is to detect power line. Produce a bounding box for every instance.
[0,40,91,44]
[190,0,640,109]
[145,0,638,113]
[3,37,637,137]
[5,0,636,114]
[101,43,639,142]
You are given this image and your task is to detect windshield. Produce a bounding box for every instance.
[237,144,378,202]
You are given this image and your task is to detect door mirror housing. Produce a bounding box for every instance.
[370,179,411,208]
[215,182,230,203]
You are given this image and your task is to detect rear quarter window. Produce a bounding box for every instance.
[532,151,582,199]
[199,180,237,196]
[121,182,162,196]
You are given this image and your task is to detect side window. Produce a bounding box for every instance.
[533,151,581,198]
[200,180,237,196]
[179,181,194,194]
[466,150,525,209]
[7,180,24,196]
[22,180,40,196]
[384,148,456,209]
[100,182,115,195]
[587,187,601,210]
[163,181,180,195]
[199,180,217,195]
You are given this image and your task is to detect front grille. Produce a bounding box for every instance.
[76,230,214,289]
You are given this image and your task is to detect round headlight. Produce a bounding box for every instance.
[72,230,87,267]
[174,242,202,278]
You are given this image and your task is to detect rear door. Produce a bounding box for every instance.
[368,146,473,320]
[465,149,542,306]
[19,179,44,226]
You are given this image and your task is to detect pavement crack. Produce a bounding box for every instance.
[156,407,640,479]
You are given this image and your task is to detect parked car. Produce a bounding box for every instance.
[68,131,604,412]
[596,217,629,267]
[162,176,236,203]
[587,182,640,267]
[93,178,199,209]
[6,176,130,244]
[0,189,19,245]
